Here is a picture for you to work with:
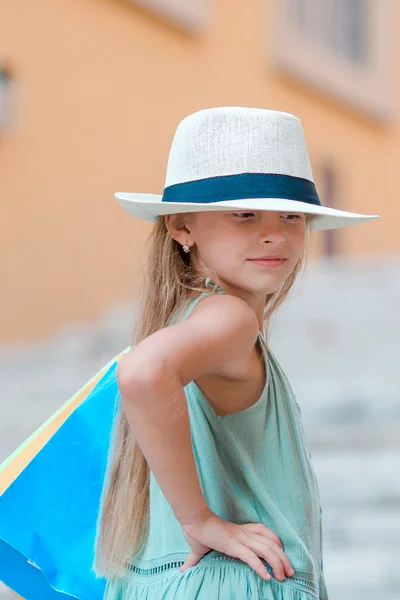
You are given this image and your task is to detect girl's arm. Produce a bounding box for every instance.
[116,293,259,528]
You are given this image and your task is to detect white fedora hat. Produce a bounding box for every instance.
[115,107,379,231]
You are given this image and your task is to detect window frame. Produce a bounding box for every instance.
[0,65,14,132]
[129,0,209,32]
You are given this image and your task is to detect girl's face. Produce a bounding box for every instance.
[183,210,307,296]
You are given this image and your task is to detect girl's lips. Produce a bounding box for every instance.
[247,258,287,268]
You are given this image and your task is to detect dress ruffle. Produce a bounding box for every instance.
[104,556,321,600]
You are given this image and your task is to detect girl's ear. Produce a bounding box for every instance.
[164,214,180,244]
[165,214,193,246]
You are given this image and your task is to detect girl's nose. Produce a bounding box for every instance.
[260,222,286,244]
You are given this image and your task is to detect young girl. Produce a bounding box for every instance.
[93,106,379,600]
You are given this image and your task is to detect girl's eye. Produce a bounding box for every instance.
[233,212,255,219]
[232,212,302,221]
[281,214,301,221]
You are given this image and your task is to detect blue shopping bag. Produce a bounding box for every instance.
[0,347,131,600]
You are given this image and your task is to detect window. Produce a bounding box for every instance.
[130,0,209,32]
[270,0,397,120]
[289,0,367,65]
[0,63,14,132]
[319,164,339,257]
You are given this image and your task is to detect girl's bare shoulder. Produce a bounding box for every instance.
[118,293,259,388]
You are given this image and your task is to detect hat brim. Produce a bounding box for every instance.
[114,192,379,231]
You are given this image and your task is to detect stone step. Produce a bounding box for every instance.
[313,452,400,507]
[322,547,400,598]
[322,507,400,548]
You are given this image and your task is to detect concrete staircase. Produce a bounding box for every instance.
[1,255,399,599]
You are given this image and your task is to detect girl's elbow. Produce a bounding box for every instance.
[116,354,171,400]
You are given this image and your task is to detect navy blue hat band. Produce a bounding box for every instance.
[161,173,321,207]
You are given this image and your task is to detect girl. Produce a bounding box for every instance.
[93,106,379,600]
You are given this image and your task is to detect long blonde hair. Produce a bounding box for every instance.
[93,212,316,579]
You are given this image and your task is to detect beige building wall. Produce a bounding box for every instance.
[0,0,398,342]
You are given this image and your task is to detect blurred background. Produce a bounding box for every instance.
[1,0,399,598]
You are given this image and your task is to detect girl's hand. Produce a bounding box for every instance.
[180,510,295,582]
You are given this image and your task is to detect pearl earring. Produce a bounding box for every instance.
[182,242,190,253]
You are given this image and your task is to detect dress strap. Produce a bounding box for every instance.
[167,278,225,326]
[204,277,225,293]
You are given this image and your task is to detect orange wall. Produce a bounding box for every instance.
[0,0,396,342]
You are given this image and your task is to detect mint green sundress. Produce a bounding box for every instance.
[104,278,329,600]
